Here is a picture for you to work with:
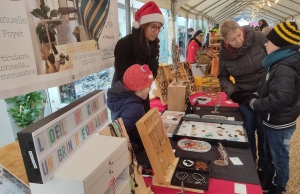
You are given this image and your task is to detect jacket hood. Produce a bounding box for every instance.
[107,81,142,112]
[220,25,256,60]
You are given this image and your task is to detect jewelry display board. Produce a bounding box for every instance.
[136,108,203,193]
[171,157,211,191]
[154,63,198,105]
[154,66,169,105]
[173,117,249,149]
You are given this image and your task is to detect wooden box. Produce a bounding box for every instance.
[30,135,129,194]
[168,82,189,112]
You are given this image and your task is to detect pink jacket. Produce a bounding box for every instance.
[186,40,199,63]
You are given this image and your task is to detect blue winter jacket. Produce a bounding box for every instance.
[107,81,145,151]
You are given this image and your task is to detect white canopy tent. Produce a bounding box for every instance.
[137,0,300,26]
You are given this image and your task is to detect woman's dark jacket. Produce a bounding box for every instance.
[218,26,267,98]
[252,47,300,129]
[112,28,159,112]
[107,81,145,152]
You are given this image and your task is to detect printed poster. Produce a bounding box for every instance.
[0,0,118,99]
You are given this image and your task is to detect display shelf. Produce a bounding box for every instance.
[98,118,153,194]
[30,135,129,194]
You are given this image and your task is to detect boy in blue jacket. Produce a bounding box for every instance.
[107,64,153,153]
[248,20,300,194]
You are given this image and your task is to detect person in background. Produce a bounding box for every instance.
[212,23,220,33]
[247,20,300,194]
[187,28,194,40]
[254,26,260,31]
[186,30,204,64]
[107,64,154,153]
[259,19,273,35]
[112,1,164,113]
[218,20,268,187]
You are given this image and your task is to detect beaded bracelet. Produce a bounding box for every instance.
[175,172,188,181]
[182,159,194,168]
[195,161,207,171]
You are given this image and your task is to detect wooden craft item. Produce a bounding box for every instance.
[98,118,153,194]
[210,57,219,77]
[136,108,203,193]
[154,66,169,105]
[154,62,197,105]
[168,82,189,112]
[171,38,180,83]
[136,108,178,185]
[182,62,198,94]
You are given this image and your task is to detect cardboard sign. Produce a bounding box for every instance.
[17,90,108,184]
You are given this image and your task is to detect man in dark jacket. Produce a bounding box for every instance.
[107,64,153,153]
[218,20,267,179]
[248,20,300,194]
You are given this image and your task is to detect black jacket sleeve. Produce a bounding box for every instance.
[114,37,132,82]
[253,65,296,113]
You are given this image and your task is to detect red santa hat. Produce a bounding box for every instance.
[132,1,165,29]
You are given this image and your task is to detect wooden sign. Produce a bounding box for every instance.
[17,90,108,184]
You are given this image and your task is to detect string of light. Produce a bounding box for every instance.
[247,0,280,22]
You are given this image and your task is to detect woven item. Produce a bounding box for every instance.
[77,0,110,40]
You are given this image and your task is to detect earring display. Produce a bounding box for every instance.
[214,142,229,166]
[173,116,249,149]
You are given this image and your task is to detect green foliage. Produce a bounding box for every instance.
[30,0,61,44]
[5,92,45,128]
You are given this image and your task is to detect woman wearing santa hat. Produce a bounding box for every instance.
[111,1,164,113]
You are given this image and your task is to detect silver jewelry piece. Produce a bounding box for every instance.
[182,159,194,168]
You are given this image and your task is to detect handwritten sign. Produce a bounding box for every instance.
[17,90,108,183]
[98,9,116,59]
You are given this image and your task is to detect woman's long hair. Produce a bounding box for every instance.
[259,19,268,30]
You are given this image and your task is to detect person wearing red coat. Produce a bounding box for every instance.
[186,30,204,63]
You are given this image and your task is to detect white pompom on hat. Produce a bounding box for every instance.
[132,1,165,29]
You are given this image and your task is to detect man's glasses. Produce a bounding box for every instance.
[150,25,164,33]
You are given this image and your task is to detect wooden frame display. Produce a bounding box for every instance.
[154,66,169,105]
[136,108,203,193]
[154,63,198,105]
[98,119,153,194]
[173,117,249,149]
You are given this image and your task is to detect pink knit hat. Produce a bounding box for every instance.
[123,64,153,91]
[132,1,165,29]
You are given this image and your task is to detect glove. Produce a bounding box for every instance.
[246,92,259,110]
[230,91,245,103]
